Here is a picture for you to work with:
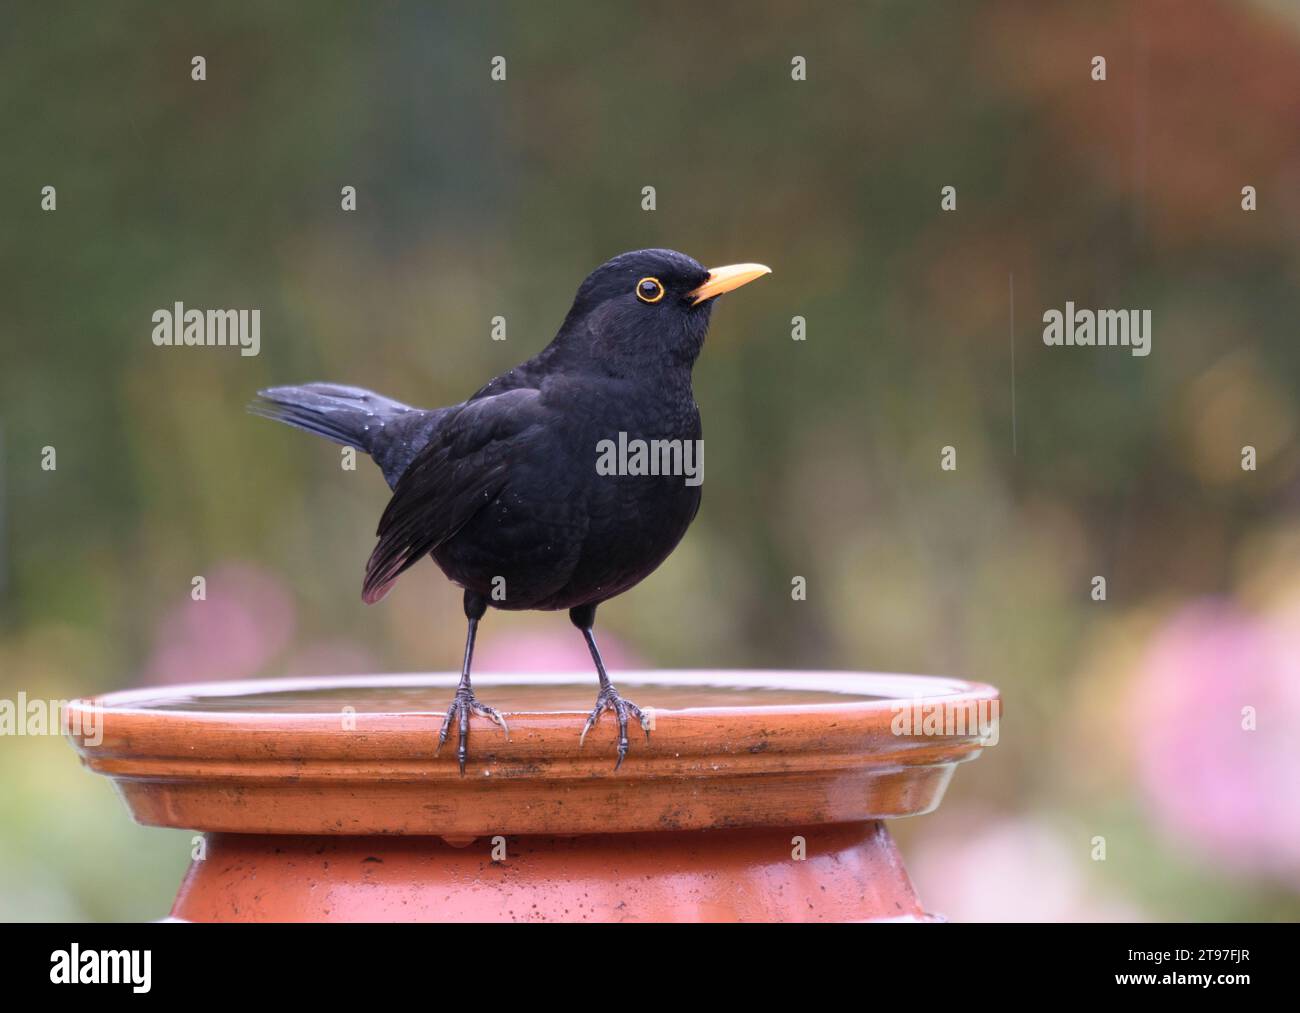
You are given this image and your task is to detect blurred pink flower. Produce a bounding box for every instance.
[144,562,296,684]
[474,629,641,673]
[911,814,1144,922]
[1131,601,1300,884]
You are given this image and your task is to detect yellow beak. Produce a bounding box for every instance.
[688,263,772,305]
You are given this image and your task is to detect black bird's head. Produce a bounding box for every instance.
[554,249,770,372]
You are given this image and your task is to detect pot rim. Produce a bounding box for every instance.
[64,669,1002,835]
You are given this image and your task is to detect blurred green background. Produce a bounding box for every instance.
[2,0,1298,920]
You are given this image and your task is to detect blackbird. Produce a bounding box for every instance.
[251,249,770,772]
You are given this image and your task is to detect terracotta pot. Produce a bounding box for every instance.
[64,671,1000,922]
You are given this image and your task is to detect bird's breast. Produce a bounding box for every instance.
[433,390,704,611]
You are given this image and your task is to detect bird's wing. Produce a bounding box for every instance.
[362,387,546,603]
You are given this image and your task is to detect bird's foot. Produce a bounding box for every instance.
[579,685,651,771]
[436,688,510,776]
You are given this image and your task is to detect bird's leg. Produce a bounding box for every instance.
[571,604,651,770]
[436,591,509,775]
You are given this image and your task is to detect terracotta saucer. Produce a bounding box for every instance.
[65,670,1000,836]
[65,671,1000,921]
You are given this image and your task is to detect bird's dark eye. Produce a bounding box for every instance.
[635,277,665,304]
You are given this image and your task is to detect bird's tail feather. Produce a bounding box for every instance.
[249,383,413,455]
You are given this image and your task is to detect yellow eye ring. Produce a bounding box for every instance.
[635,277,665,303]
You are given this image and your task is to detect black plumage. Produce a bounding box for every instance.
[251,248,769,771]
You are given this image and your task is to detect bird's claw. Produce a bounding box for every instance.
[436,688,510,776]
[578,685,651,770]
